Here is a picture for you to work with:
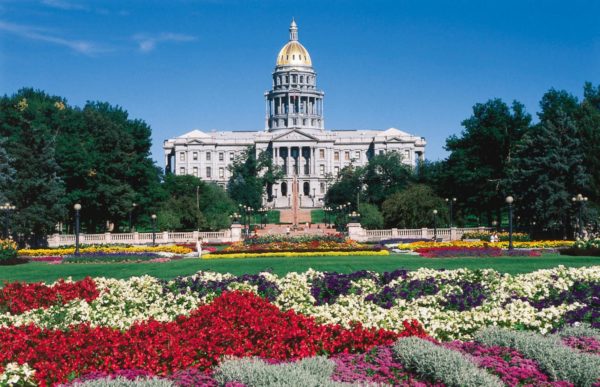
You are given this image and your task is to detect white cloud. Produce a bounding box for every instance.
[0,21,105,55]
[40,0,88,11]
[133,32,196,53]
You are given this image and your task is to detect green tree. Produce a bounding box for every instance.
[159,174,235,231]
[324,165,361,208]
[227,146,283,209]
[444,99,531,225]
[508,108,589,236]
[579,83,600,200]
[361,152,412,207]
[358,203,384,229]
[0,139,15,204]
[381,184,448,229]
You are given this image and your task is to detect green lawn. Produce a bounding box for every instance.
[2,253,599,283]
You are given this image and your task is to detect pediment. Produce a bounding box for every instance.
[187,139,207,145]
[272,129,318,142]
[385,137,406,143]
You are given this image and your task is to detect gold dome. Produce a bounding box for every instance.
[276,19,312,67]
[276,41,312,66]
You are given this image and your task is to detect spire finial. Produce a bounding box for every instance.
[289,18,298,41]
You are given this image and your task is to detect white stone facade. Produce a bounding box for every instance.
[163,20,426,209]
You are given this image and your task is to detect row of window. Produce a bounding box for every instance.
[180,166,226,179]
[179,151,236,162]
[275,74,313,86]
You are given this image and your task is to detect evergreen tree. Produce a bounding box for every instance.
[9,121,66,246]
[444,99,531,225]
[579,82,600,201]
[0,139,15,204]
[508,109,589,236]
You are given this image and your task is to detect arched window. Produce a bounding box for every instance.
[281,182,288,197]
[303,182,310,196]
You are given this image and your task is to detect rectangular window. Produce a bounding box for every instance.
[206,167,211,178]
[334,166,340,175]
[193,167,198,176]
[219,167,224,178]
[193,152,198,161]
[320,182,325,193]
[229,152,234,161]
[206,152,211,161]
[219,152,224,161]
[344,151,350,161]
[179,167,185,175]
[319,149,325,159]
[379,150,384,155]
[319,164,325,176]
[355,151,360,159]
[179,152,185,161]
[405,149,410,160]
[334,152,340,161]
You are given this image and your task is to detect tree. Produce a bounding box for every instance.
[325,152,412,210]
[0,139,15,204]
[381,184,448,229]
[507,108,589,236]
[361,152,412,207]
[8,121,66,246]
[579,83,600,200]
[444,99,531,225]
[324,165,361,208]
[358,203,384,229]
[158,174,235,231]
[227,146,283,209]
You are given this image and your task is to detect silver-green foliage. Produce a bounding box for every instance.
[71,377,174,387]
[476,327,600,386]
[557,323,600,341]
[392,337,503,387]
[214,356,353,387]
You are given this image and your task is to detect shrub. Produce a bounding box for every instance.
[0,239,17,264]
[71,376,174,386]
[392,337,504,386]
[475,327,600,385]
[461,231,530,242]
[214,356,345,387]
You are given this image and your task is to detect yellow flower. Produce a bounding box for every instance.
[397,240,574,250]
[18,244,192,256]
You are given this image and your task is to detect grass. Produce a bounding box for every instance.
[1,253,599,284]
[311,209,325,223]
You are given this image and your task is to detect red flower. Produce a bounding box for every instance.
[0,291,426,386]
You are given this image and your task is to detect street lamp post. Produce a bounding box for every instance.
[445,197,456,227]
[129,203,137,232]
[151,214,157,246]
[505,196,514,250]
[0,202,16,239]
[73,203,82,256]
[432,209,438,241]
[572,194,588,239]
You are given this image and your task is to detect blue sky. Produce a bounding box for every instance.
[1,0,599,166]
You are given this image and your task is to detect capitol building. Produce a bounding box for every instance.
[164,20,426,209]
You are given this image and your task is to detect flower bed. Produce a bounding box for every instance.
[1,269,599,386]
[560,238,600,257]
[398,240,573,251]
[462,231,531,242]
[203,250,390,259]
[18,244,192,257]
[415,246,541,258]
[0,291,421,385]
